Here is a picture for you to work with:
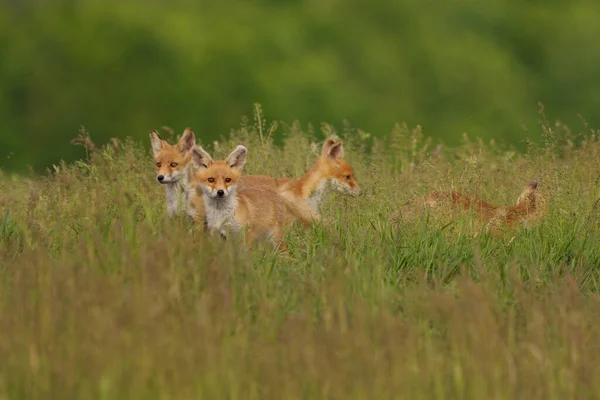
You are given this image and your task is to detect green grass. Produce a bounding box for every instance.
[1,116,600,399]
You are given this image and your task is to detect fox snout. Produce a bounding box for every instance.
[157,174,173,184]
[209,187,230,199]
[332,179,361,196]
[349,182,361,196]
[155,171,183,184]
[200,184,234,199]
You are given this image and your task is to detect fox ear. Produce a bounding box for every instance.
[321,138,337,156]
[327,141,344,160]
[149,131,164,155]
[527,179,539,190]
[177,127,196,154]
[191,146,213,169]
[226,145,248,171]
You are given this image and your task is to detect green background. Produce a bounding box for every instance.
[1,0,599,172]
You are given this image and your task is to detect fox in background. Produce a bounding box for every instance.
[392,180,547,235]
[149,128,197,219]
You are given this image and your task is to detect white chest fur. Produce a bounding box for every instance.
[162,166,192,217]
[203,194,241,236]
[307,180,331,211]
[164,180,188,217]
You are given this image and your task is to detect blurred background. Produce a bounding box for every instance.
[1,0,599,173]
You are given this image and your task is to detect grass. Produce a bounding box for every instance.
[1,113,600,399]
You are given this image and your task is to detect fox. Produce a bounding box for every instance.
[149,128,197,219]
[189,144,308,253]
[392,180,547,235]
[485,179,547,232]
[239,138,361,225]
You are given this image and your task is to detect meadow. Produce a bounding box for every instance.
[1,110,600,399]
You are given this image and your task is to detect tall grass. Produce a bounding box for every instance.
[1,113,600,399]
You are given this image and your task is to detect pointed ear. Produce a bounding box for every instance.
[327,141,344,160]
[177,127,196,154]
[226,145,248,171]
[191,146,213,170]
[149,131,164,155]
[321,138,337,156]
[527,179,539,190]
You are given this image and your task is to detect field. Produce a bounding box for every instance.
[1,112,600,399]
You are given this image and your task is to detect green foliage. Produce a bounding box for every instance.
[0,114,600,397]
[2,0,600,172]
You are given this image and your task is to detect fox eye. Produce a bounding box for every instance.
[346,175,352,180]
[170,162,178,168]
[156,162,161,167]
[225,178,231,183]
[208,177,215,183]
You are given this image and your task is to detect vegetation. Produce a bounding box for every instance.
[2,0,600,172]
[1,109,600,398]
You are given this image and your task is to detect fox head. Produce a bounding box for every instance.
[516,180,545,210]
[318,139,360,196]
[149,128,196,184]
[191,145,247,200]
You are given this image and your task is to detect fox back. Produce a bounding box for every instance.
[284,139,360,197]
[487,180,547,232]
[393,180,546,235]
[273,139,360,224]
[394,191,497,227]
[240,139,360,198]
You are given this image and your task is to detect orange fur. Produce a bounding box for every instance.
[393,180,547,234]
[234,139,360,225]
[187,171,301,228]
[149,130,360,230]
[277,139,360,224]
[192,139,360,226]
[189,145,303,253]
[149,128,196,218]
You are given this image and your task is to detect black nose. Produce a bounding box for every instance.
[157,175,164,182]
[217,189,225,197]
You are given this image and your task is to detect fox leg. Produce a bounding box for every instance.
[270,228,289,256]
[245,230,256,249]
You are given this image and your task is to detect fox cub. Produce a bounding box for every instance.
[393,180,546,234]
[241,138,361,225]
[189,145,303,252]
[149,128,196,218]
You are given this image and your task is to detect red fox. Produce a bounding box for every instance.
[149,128,197,218]
[393,180,547,234]
[487,180,547,232]
[240,138,361,224]
[189,145,307,252]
